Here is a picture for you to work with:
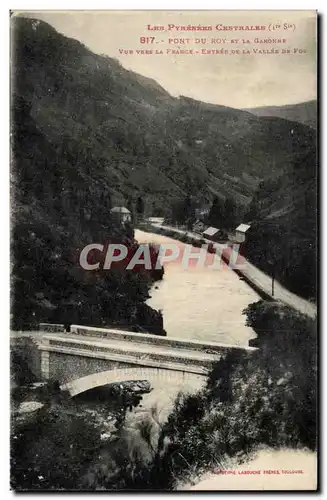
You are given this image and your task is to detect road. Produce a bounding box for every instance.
[151,224,317,319]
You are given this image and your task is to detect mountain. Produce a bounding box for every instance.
[11,16,317,309]
[11,93,166,332]
[11,17,316,217]
[244,145,317,300]
[245,101,317,130]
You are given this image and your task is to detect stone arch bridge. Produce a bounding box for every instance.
[12,324,255,397]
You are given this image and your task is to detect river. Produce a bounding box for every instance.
[14,230,261,447]
[135,229,259,347]
[115,229,260,422]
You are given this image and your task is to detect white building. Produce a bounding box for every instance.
[148,217,165,226]
[110,206,132,224]
[235,223,251,243]
[203,227,224,242]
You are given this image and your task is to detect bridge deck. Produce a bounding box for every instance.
[40,323,257,351]
[12,328,256,387]
[40,332,224,363]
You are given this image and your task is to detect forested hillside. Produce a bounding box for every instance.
[11,16,317,324]
[11,17,316,216]
[245,146,317,300]
[246,100,317,130]
[11,94,164,332]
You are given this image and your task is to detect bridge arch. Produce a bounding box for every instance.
[61,367,207,397]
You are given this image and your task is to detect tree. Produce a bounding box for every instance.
[171,195,196,227]
[11,381,148,491]
[11,396,101,490]
[183,195,196,229]
[136,196,145,220]
[151,301,317,489]
[223,196,237,230]
[208,196,224,228]
[127,197,136,224]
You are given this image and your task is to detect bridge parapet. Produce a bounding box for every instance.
[37,324,257,389]
[38,333,217,379]
[39,323,256,355]
[39,323,65,333]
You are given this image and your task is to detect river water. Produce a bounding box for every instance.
[63,230,260,427]
[135,229,259,347]
[110,229,260,422]
[14,230,261,452]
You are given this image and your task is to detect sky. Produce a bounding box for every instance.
[16,10,317,108]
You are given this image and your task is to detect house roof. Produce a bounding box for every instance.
[236,223,251,233]
[196,208,210,217]
[148,217,164,224]
[110,206,131,214]
[203,226,220,237]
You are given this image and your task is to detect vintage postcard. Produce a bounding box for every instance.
[10,10,317,491]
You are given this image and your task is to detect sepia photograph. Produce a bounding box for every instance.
[10,9,317,491]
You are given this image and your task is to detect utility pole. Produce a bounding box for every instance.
[267,258,275,297]
[271,265,275,297]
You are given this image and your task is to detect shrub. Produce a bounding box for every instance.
[149,301,317,488]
